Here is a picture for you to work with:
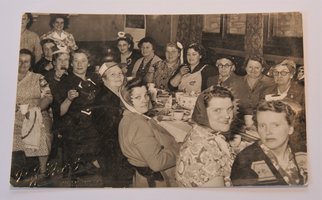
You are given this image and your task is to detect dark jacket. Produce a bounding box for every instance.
[230,142,307,186]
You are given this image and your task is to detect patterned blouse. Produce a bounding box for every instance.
[260,143,302,185]
[20,30,42,62]
[153,60,180,90]
[175,125,235,187]
[40,30,78,51]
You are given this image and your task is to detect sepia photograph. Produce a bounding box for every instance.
[9,11,308,188]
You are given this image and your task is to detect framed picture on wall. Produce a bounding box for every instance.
[124,15,146,49]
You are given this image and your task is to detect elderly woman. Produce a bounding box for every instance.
[234,56,274,128]
[175,86,236,187]
[58,49,101,183]
[11,49,53,184]
[116,32,141,77]
[92,62,134,187]
[20,13,42,62]
[206,56,242,89]
[261,59,305,108]
[169,43,215,93]
[152,42,183,90]
[230,100,307,186]
[41,14,78,52]
[118,78,179,187]
[131,37,161,83]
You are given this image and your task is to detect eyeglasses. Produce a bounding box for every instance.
[216,64,233,69]
[272,70,290,76]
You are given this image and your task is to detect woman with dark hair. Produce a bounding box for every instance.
[169,43,215,93]
[116,32,141,77]
[92,62,134,187]
[131,37,162,83]
[230,100,307,186]
[33,38,56,76]
[40,14,78,52]
[118,78,179,187]
[20,13,42,62]
[175,86,236,187]
[11,49,53,185]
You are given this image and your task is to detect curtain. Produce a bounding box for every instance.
[244,14,264,59]
[176,15,203,48]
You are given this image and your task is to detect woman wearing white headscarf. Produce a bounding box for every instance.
[92,62,134,187]
[118,78,179,187]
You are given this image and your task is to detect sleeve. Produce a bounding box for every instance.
[39,75,52,99]
[131,59,141,77]
[230,148,259,186]
[167,65,183,91]
[34,34,43,62]
[201,64,217,91]
[55,77,70,104]
[66,32,78,51]
[131,119,177,172]
[177,131,228,186]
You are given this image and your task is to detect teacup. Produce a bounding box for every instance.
[126,76,134,81]
[19,104,29,115]
[175,92,184,103]
[229,134,242,147]
[173,110,184,120]
[244,115,254,128]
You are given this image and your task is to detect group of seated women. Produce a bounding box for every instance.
[11,13,307,187]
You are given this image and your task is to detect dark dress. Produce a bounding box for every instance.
[122,50,141,77]
[234,75,274,115]
[261,81,305,108]
[92,86,135,187]
[168,63,216,92]
[44,71,68,162]
[230,142,307,186]
[57,72,102,173]
[34,57,53,76]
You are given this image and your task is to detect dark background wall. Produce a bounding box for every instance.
[28,13,303,68]
[30,14,176,46]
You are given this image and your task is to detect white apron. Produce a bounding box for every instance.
[178,65,207,93]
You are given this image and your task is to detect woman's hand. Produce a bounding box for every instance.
[179,65,190,76]
[67,89,79,101]
[54,69,67,80]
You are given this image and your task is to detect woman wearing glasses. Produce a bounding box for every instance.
[261,59,305,107]
[206,56,242,89]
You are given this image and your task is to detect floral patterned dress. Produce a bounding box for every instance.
[13,71,53,157]
[175,125,235,187]
[153,60,180,90]
[40,30,78,52]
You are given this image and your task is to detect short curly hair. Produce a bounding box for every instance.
[254,100,296,127]
[138,36,157,50]
[49,14,69,29]
[20,48,35,69]
[203,86,234,108]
